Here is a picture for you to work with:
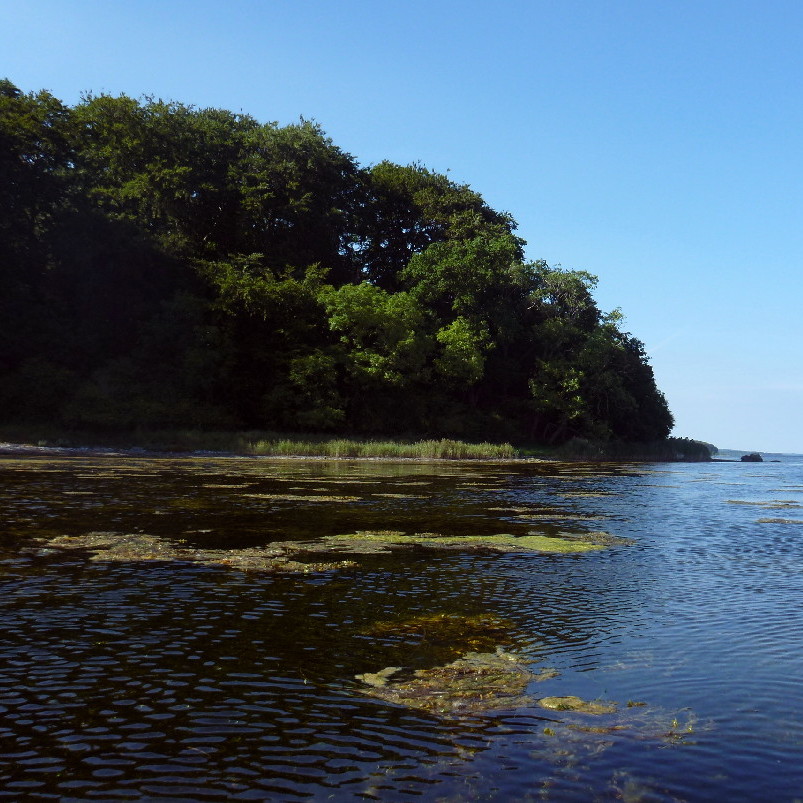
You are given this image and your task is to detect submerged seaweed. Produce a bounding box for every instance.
[355,648,548,715]
[40,532,357,573]
[34,522,629,576]
[364,612,520,660]
[727,499,802,509]
[324,530,617,554]
[539,695,617,715]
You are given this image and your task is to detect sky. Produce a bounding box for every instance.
[3,0,802,453]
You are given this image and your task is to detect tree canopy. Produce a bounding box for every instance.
[0,80,674,443]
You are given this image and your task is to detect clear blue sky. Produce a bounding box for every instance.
[4,0,802,453]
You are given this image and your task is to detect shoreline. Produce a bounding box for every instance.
[0,441,552,463]
[0,428,716,463]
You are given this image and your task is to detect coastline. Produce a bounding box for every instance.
[0,441,551,463]
[0,427,715,463]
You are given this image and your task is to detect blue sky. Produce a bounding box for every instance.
[3,0,802,452]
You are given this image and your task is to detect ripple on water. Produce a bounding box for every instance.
[2,454,803,799]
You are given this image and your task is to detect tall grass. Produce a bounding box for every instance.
[0,425,517,460]
[250,437,517,459]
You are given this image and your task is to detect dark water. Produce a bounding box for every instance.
[1,451,802,801]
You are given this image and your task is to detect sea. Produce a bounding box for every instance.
[1,448,802,800]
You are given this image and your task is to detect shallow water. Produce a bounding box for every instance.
[1,452,803,800]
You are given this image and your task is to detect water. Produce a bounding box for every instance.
[1,451,802,800]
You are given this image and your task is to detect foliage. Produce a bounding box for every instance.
[0,79,676,448]
[554,437,716,462]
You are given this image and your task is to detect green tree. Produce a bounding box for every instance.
[434,317,490,386]
[358,161,522,289]
[72,94,256,257]
[317,282,433,431]
[401,233,522,327]
[0,80,74,383]
[0,80,677,446]
[234,120,363,283]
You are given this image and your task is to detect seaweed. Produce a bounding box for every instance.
[355,648,549,715]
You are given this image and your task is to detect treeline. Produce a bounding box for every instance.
[0,79,674,444]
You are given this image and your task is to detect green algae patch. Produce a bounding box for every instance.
[485,534,605,552]
[33,520,628,579]
[515,512,608,522]
[242,493,364,503]
[39,532,357,574]
[539,695,617,715]
[354,666,403,688]
[325,530,611,554]
[488,506,608,522]
[355,648,549,715]
[546,530,635,547]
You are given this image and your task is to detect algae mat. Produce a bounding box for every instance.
[355,649,553,715]
[35,528,629,573]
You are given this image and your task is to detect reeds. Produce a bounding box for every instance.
[0,426,517,460]
[248,437,517,459]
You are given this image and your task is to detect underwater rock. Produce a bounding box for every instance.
[355,648,553,715]
[538,695,617,715]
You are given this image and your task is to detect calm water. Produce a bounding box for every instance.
[1,451,802,801]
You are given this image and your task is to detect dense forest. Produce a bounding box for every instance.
[0,79,674,445]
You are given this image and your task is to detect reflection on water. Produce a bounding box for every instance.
[1,452,803,800]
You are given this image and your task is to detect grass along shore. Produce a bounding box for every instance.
[0,426,520,460]
[0,426,713,462]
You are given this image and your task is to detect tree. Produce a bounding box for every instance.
[0,80,677,445]
[72,94,257,258]
[317,282,433,431]
[357,161,522,289]
[234,120,363,283]
[401,233,522,328]
[0,80,74,382]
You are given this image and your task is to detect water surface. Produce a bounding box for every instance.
[1,452,802,800]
